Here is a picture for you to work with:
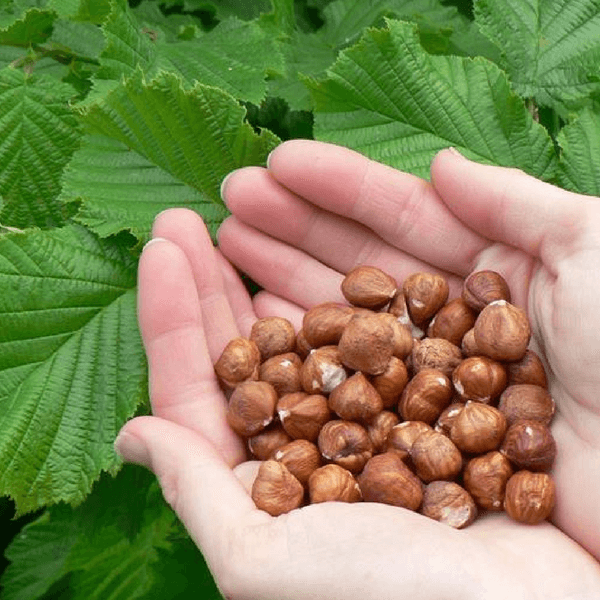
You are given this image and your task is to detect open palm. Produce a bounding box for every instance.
[117,142,600,600]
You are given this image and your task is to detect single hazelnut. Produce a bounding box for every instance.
[463,451,513,510]
[402,272,449,325]
[461,328,480,357]
[214,337,260,388]
[427,298,477,346]
[388,291,426,338]
[302,303,354,347]
[337,312,394,375]
[473,300,531,362]
[410,338,463,378]
[259,352,303,395]
[497,384,555,426]
[357,452,423,510]
[226,381,278,437]
[250,316,296,360]
[251,460,304,516]
[420,481,477,528]
[308,464,362,504]
[328,372,384,423]
[317,420,373,473]
[452,356,507,403]
[294,328,313,360]
[376,313,414,359]
[341,266,398,309]
[371,356,409,408]
[277,392,331,441]
[434,403,465,436]
[398,368,453,424]
[248,426,292,460]
[411,430,463,482]
[500,420,556,471]
[386,420,432,458]
[450,402,507,454]
[367,411,400,453]
[272,439,322,485]
[300,346,347,394]
[506,350,548,388]
[504,470,555,524]
[462,270,511,312]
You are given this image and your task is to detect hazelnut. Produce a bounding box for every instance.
[317,420,373,473]
[427,298,477,346]
[473,300,531,362]
[248,426,292,460]
[259,352,303,395]
[421,481,477,528]
[402,272,449,325]
[452,356,507,403]
[272,439,322,485]
[214,337,260,388]
[410,338,463,378]
[463,451,513,510]
[338,312,394,375]
[434,403,465,436]
[388,291,426,338]
[371,356,409,408]
[398,368,453,424]
[411,430,462,482]
[341,266,397,309]
[497,384,555,426]
[226,381,278,437]
[500,420,556,471]
[328,372,384,423]
[251,460,304,516]
[302,303,354,347]
[300,346,347,394]
[504,470,555,524]
[460,328,480,357]
[294,328,313,360]
[376,313,414,359]
[250,316,296,360]
[357,452,423,510]
[277,392,331,441]
[450,402,507,454]
[462,270,511,311]
[308,464,362,504]
[506,350,548,388]
[367,411,400,453]
[386,420,432,458]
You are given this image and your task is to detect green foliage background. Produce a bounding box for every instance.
[0,0,599,597]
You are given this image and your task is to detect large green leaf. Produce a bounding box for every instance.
[0,225,146,513]
[307,19,557,180]
[0,5,55,46]
[474,0,600,113]
[62,70,278,239]
[0,68,81,229]
[557,108,600,196]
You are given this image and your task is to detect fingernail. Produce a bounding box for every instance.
[220,169,238,202]
[266,149,274,170]
[447,146,465,158]
[114,430,151,468]
[142,236,169,252]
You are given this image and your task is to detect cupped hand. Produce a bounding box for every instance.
[116,142,600,600]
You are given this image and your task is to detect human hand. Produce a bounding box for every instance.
[116,141,600,599]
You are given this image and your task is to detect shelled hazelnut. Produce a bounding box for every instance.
[214,266,557,527]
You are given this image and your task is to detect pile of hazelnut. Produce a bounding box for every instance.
[214,267,556,528]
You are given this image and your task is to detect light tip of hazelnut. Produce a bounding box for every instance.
[489,300,508,307]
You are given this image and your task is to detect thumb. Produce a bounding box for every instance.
[430,149,591,264]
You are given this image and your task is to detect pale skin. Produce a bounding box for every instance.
[115,141,600,600]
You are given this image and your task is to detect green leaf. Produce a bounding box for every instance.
[48,0,112,23]
[474,0,600,113]
[0,68,81,229]
[62,70,278,239]
[48,18,106,60]
[0,6,55,46]
[308,19,557,180]
[0,225,147,513]
[557,107,600,196]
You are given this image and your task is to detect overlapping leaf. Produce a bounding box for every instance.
[474,0,600,113]
[0,225,147,513]
[308,19,557,180]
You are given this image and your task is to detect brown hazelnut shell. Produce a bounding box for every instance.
[504,470,555,524]
[462,270,511,311]
[250,316,296,360]
[403,272,449,325]
[411,430,462,482]
[308,464,362,504]
[328,371,383,423]
[497,384,555,426]
[500,420,556,471]
[421,481,477,528]
[341,266,397,309]
[226,380,278,437]
[450,402,507,454]
[277,392,331,441]
[317,420,373,474]
[251,460,304,516]
[463,451,513,510]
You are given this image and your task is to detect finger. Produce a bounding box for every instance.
[252,291,305,331]
[262,140,488,276]
[138,238,246,465]
[152,208,253,358]
[430,148,593,265]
